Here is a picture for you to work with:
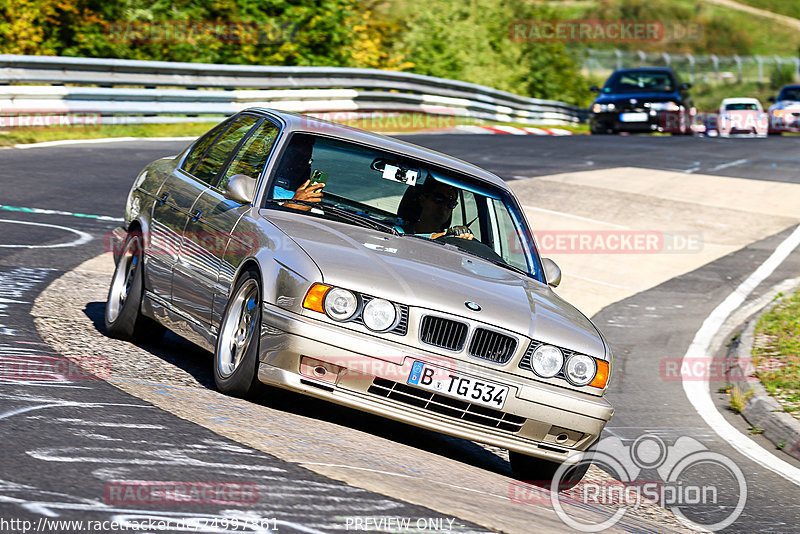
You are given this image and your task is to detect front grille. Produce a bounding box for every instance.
[368,377,526,432]
[468,328,517,364]
[519,341,572,379]
[419,315,468,351]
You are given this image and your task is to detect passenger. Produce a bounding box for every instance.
[397,177,473,240]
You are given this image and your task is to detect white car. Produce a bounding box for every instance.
[717,97,768,138]
[768,85,800,134]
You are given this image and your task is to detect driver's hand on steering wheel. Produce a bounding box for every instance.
[431,225,474,240]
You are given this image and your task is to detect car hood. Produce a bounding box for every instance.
[265,211,606,358]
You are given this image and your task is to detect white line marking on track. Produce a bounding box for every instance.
[708,158,748,172]
[0,204,123,222]
[681,224,800,486]
[0,219,92,248]
[521,205,631,229]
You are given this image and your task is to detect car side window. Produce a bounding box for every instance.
[218,120,280,190]
[181,119,232,174]
[192,114,260,185]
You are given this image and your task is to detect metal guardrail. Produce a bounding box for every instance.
[584,48,800,85]
[0,55,588,126]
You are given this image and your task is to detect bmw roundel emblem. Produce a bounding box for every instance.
[465,301,481,311]
[629,98,638,104]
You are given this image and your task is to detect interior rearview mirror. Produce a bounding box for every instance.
[542,258,562,288]
[224,174,256,204]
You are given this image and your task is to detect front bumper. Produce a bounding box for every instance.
[257,302,614,462]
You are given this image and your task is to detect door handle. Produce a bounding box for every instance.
[158,192,169,205]
[191,209,202,222]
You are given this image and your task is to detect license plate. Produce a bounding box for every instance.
[407,361,509,410]
[620,112,648,122]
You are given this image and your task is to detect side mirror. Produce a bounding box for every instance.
[224,174,256,204]
[679,82,692,91]
[542,258,562,288]
[590,85,601,93]
[768,96,776,103]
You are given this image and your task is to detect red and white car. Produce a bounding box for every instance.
[768,85,800,134]
[717,97,768,138]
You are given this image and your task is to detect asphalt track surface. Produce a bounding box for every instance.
[1,134,799,533]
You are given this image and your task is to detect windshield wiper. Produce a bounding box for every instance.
[264,199,399,236]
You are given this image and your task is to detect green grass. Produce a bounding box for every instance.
[0,114,588,147]
[0,122,217,147]
[752,289,800,417]
[735,0,800,20]
[542,0,800,56]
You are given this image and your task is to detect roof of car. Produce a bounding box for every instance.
[721,97,761,104]
[247,108,509,191]
[613,67,675,73]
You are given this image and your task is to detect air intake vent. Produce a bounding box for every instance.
[368,378,526,433]
[468,328,517,364]
[419,315,468,351]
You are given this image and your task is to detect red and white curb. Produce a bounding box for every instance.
[454,125,573,135]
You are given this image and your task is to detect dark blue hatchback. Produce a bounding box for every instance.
[589,67,694,134]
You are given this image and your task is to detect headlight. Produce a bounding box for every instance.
[592,103,616,113]
[324,288,358,321]
[773,109,786,117]
[530,344,564,378]
[362,298,396,331]
[565,354,597,386]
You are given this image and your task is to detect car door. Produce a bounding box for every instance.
[147,117,234,303]
[172,115,279,325]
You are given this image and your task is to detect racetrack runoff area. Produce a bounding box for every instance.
[510,167,800,316]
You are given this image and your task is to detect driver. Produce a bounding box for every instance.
[271,135,325,211]
[398,177,473,240]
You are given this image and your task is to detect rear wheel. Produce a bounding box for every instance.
[105,232,165,342]
[509,451,592,490]
[214,269,263,397]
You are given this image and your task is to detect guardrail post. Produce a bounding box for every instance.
[686,54,695,83]
[637,50,646,67]
[756,56,763,83]
[734,55,742,83]
[711,54,719,83]
[795,58,800,82]
[614,49,622,70]
[662,52,670,67]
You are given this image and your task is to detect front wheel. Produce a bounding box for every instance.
[214,270,263,397]
[509,450,592,490]
[105,232,164,342]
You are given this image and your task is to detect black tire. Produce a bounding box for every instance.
[214,269,263,397]
[105,232,165,342]
[509,450,592,491]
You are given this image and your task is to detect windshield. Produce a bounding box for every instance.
[604,70,676,94]
[778,87,800,101]
[724,102,759,111]
[265,133,543,281]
